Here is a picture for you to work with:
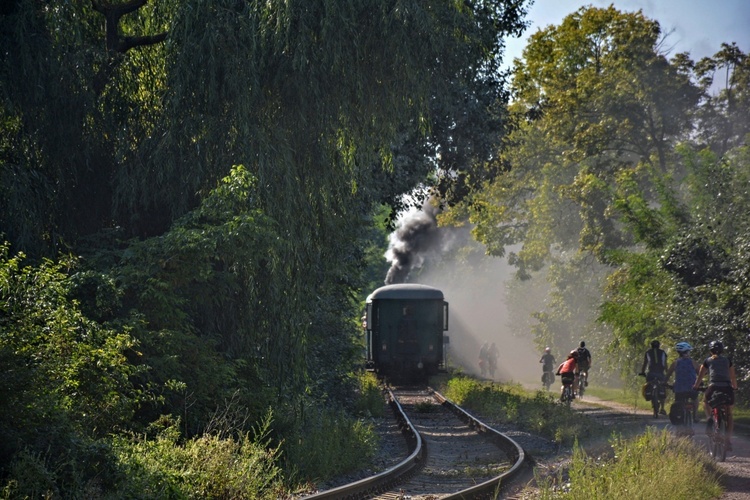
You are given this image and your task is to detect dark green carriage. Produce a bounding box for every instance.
[365,284,449,382]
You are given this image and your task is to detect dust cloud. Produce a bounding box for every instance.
[425,259,542,387]
[382,201,544,387]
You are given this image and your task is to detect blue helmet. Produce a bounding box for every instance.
[675,342,692,353]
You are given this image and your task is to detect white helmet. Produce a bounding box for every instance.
[675,341,693,353]
[544,347,551,352]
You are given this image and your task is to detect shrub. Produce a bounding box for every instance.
[353,371,386,417]
[0,244,142,493]
[111,414,284,499]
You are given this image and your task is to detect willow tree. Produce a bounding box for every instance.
[2,0,529,425]
[101,0,528,406]
[0,0,174,258]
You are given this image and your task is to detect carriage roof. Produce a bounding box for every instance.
[367,284,444,302]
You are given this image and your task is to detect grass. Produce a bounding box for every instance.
[536,428,723,499]
[734,406,750,427]
[436,375,608,447]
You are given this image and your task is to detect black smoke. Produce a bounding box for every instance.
[384,198,449,285]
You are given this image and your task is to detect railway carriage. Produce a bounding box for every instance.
[365,283,449,382]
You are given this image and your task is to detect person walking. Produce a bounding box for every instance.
[693,340,738,451]
[487,342,499,379]
[478,342,489,377]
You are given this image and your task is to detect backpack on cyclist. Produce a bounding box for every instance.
[656,384,666,400]
[708,391,732,408]
[642,383,652,401]
[669,400,684,425]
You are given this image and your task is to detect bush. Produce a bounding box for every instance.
[353,371,386,417]
[111,414,284,499]
[0,244,143,494]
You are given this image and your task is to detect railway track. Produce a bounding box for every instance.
[301,387,528,499]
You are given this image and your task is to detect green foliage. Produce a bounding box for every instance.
[0,0,173,256]
[0,242,143,494]
[1,0,532,496]
[462,5,700,273]
[601,142,750,395]
[112,166,284,432]
[281,406,377,482]
[353,371,386,418]
[693,43,750,155]
[537,428,722,499]
[599,252,675,347]
[444,5,750,399]
[109,414,283,499]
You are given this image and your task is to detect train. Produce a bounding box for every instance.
[364,283,449,383]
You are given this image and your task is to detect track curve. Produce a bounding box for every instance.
[300,386,528,499]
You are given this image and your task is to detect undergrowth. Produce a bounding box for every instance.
[537,428,723,499]
[1,373,384,499]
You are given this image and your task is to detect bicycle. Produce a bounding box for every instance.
[542,370,554,391]
[666,385,697,437]
[577,371,588,398]
[639,373,667,418]
[698,387,732,462]
[560,375,575,405]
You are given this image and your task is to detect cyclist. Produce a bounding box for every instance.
[639,339,668,415]
[576,341,592,387]
[539,347,556,389]
[665,341,700,421]
[556,350,579,398]
[693,340,738,451]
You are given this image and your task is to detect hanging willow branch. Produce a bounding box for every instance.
[91,0,167,53]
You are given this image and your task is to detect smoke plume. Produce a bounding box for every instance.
[384,198,450,284]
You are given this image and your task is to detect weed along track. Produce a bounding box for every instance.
[301,387,527,499]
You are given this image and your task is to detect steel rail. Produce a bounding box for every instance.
[300,388,423,499]
[432,388,528,499]
[301,387,528,499]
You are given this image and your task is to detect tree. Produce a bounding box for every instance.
[694,43,750,155]
[0,0,173,257]
[441,6,707,377]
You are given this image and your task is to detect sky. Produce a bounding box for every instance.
[504,0,750,68]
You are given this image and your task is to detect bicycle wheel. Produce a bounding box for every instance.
[651,388,660,418]
[561,385,572,405]
[717,411,727,461]
[683,404,694,436]
[543,372,552,391]
[711,410,726,462]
